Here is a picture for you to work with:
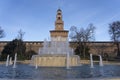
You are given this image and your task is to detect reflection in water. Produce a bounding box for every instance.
[90,68,94,77]
[12,69,16,79]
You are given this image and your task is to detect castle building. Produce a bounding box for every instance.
[0,9,119,58]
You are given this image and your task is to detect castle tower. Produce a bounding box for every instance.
[32,9,80,67]
[50,9,68,41]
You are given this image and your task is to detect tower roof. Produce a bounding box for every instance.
[57,8,62,12]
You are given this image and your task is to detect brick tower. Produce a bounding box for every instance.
[50,9,68,41]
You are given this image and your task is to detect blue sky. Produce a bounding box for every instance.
[0,0,120,41]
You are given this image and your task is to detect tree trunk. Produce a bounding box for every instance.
[78,41,82,56]
[83,42,86,59]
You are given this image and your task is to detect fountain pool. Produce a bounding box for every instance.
[0,63,120,80]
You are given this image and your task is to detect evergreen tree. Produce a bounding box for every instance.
[0,39,26,60]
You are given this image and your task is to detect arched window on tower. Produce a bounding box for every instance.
[58,17,61,20]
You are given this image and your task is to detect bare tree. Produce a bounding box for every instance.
[84,24,96,41]
[109,21,120,57]
[17,29,25,40]
[70,24,95,42]
[70,23,96,59]
[0,27,5,38]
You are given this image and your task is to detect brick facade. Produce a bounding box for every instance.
[0,41,119,57]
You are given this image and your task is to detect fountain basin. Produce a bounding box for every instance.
[31,54,80,67]
[0,64,120,79]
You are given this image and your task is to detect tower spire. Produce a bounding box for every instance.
[55,9,64,30]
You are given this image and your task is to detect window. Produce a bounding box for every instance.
[58,17,61,20]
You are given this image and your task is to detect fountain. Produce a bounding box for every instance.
[35,63,38,69]
[13,53,17,68]
[6,55,9,67]
[99,55,103,66]
[90,54,94,68]
[90,54,104,68]
[66,52,70,69]
[31,9,80,67]
[31,40,80,67]
[9,57,13,65]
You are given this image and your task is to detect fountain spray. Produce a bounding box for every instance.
[99,55,103,66]
[6,55,9,67]
[13,53,17,68]
[90,54,94,68]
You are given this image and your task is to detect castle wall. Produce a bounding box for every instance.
[0,41,119,57]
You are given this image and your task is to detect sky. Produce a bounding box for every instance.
[0,0,120,41]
